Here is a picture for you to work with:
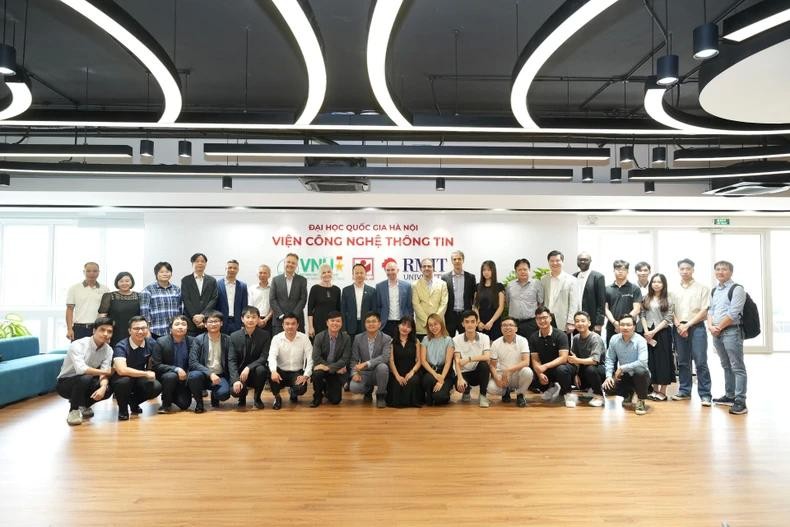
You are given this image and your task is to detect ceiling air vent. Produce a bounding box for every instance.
[300,178,370,192]
[704,180,790,196]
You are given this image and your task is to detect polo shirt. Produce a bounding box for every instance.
[66,281,110,323]
[452,332,490,373]
[113,337,157,370]
[528,327,569,365]
[605,280,642,321]
[490,335,530,372]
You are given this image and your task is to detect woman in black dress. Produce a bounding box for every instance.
[307,264,341,339]
[386,316,423,408]
[474,260,506,342]
[98,271,141,347]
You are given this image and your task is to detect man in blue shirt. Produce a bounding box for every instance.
[603,314,650,415]
[111,316,163,421]
[708,260,748,415]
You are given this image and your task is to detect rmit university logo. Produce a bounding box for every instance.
[352,257,375,281]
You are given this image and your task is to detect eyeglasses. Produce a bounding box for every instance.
[206,320,221,324]
[501,323,517,328]
[130,327,148,332]
[536,315,552,321]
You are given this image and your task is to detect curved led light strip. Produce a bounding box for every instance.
[0,75,33,121]
[644,85,790,136]
[510,0,619,129]
[271,0,326,125]
[674,145,790,163]
[367,0,411,127]
[722,1,790,42]
[58,0,181,123]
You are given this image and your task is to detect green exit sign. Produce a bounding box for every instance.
[714,218,730,226]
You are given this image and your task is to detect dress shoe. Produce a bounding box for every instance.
[118,412,130,421]
[129,403,143,415]
[376,396,386,408]
[194,404,205,414]
[237,397,247,409]
[253,398,265,410]
[273,396,282,410]
[363,392,373,403]
[309,398,321,408]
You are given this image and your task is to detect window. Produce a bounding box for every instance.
[0,225,51,306]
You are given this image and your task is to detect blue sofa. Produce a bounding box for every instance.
[0,336,66,407]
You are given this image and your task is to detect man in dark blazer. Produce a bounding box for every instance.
[152,315,195,412]
[574,252,607,333]
[228,306,271,409]
[187,311,232,413]
[341,263,379,336]
[217,259,248,334]
[376,260,414,338]
[310,311,351,407]
[180,252,219,336]
[349,312,392,408]
[269,253,308,334]
[442,250,476,336]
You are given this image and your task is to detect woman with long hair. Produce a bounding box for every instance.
[386,316,423,407]
[473,260,506,342]
[419,313,455,406]
[641,273,675,401]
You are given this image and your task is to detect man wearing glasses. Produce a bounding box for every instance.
[110,316,163,421]
[603,314,650,416]
[486,316,533,407]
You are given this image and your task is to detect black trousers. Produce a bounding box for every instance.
[56,375,112,411]
[270,368,308,397]
[444,310,465,337]
[420,365,455,405]
[72,323,94,340]
[312,369,344,404]
[604,370,651,400]
[516,318,537,340]
[110,375,162,412]
[535,364,574,395]
[158,371,193,410]
[578,364,606,395]
[232,364,269,399]
[457,361,491,396]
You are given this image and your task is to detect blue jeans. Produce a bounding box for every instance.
[673,322,712,398]
[186,370,231,404]
[712,326,747,403]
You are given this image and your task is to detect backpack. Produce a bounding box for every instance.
[712,284,761,339]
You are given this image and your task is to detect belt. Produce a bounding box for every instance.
[73,323,94,327]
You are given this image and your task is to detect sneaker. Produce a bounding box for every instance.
[701,397,712,407]
[621,393,634,408]
[713,395,736,406]
[541,382,560,401]
[671,392,691,401]
[79,406,94,419]
[253,398,265,410]
[479,395,490,408]
[272,395,282,410]
[157,404,172,414]
[729,401,748,415]
[363,392,373,403]
[635,399,647,415]
[462,390,472,403]
[516,394,527,408]
[237,397,247,409]
[118,411,129,421]
[309,398,321,408]
[210,395,220,408]
[66,409,82,426]
[588,396,604,407]
[289,387,298,403]
[564,393,578,408]
[129,403,143,415]
[501,389,512,403]
[376,396,386,408]
[194,403,205,414]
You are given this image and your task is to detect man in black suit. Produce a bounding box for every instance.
[187,311,232,413]
[152,315,195,412]
[442,250,476,336]
[341,263,378,337]
[310,311,351,407]
[228,306,271,409]
[269,253,308,334]
[574,252,607,334]
[180,252,219,336]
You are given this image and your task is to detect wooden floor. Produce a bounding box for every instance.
[1,355,789,527]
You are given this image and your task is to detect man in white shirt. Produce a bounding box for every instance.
[268,313,313,410]
[181,252,219,336]
[376,260,413,338]
[65,261,109,341]
[453,310,491,408]
[55,316,114,425]
[341,263,378,337]
[486,316,533,408]
[635,262,652,299]
[250,264,274,334]
[540,250,579,334]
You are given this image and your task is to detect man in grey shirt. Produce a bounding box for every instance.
[569,311,606,407]
[506,258,544,339]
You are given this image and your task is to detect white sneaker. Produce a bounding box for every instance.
[588,396,604,407]
[66,409,82,426]
[479,395,490,408]
[541,382,560,401]
[79,406,94,419]
[564,393,578,408]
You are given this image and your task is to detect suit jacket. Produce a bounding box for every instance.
[217,279,248,333]
[574,270,607,327]
[312,329,352,373]
[375,279,413,322]
[188,332,231,377]
[540,272,580,327]
[411,278,449,334]
[227,327,271,384]
[152,334,195,377]
[180,274,219,333]
[269,273,308,328]
[441,270,476,312]
[341,284,379,333]
[350,331,392,372]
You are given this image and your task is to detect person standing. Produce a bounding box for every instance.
[307,263,341,339]
[708,261,749,415]
[670,258,712,406]
[506,258,544,340]
[217,259,248,335]
[180,252,218,336]
[249,264,274,336]
[540,250,580,334]
[376,260,414,339]
[152,315,195,413]
[473,260,505,342]
[98,271,140,347]
[66,261,109,341]
[442,250,476,336]
[270,253,308,333]
[139,261,182,340]
[574,252,607,334]
[641,274,675,402]
[341,263,378,337]
[635,262,652,298]
[412,258,449,341]
[604,260,642,346]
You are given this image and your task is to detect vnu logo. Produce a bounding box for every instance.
[276,256,344,279]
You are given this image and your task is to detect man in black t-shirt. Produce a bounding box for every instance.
[529,306,575,407]
[604,259,642,346]
[569,311,606,407]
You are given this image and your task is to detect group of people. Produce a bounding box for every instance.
[56,250,750,425]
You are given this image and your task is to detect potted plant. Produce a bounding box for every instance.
[0,313,32,339]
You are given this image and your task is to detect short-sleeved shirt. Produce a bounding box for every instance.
[606,281,642,322]
[66,281,110,323]
[421,335,454,367]
[113,337,156,371]
[452,332,491,372]
[571,331,605,364]
[528,328,569,364]
[490,335,529,372]
[670,280,710,323]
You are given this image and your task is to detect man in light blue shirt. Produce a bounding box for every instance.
[708,260,748,415]
[603,314,650,415]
